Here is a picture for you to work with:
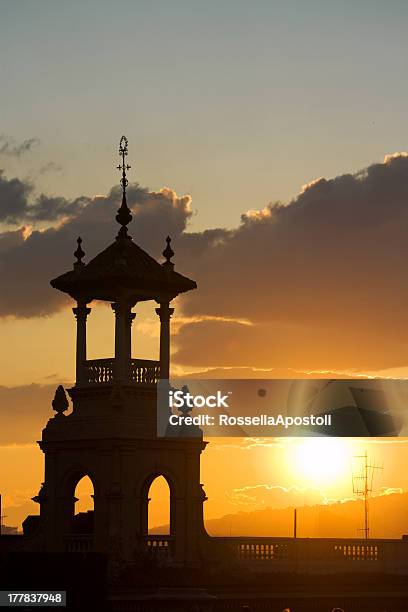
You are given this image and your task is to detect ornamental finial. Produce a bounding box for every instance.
[74,236,85,268]
[116,135,133,240]
[162,235,174,271]
[52,385,69,417]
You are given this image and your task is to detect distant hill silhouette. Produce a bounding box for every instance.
[151,491,408,539]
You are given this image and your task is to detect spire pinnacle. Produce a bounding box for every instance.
[162,235,174,271]
[74,236,85,268]
[116,135,132,240]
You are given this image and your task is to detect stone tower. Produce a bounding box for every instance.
[36,137,207,566]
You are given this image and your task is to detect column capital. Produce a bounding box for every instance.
[155,303,174,321]
[111,301,122,314]
[128,312,136,325]
[72,305,91,320]
[111,301,134,314]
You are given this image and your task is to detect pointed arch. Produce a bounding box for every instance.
[57,465,98,537]
[140,471,178,537]
[74,475,94,515]
[147,475,170,535]
[60,463,99,499]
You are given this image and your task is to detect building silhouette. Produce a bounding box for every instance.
[3,138,408,610]
[27,136,207,566]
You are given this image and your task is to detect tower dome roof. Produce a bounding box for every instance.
[50,136,196,304]
[51,235,196,303]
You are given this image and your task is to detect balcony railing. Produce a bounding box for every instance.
[62,533,408,574]
[85,358,114,384]
[230,538,379,562]
[130,359,161,384]
[64,534,174,557]
[214,536,408,574]
[83,358,160,386]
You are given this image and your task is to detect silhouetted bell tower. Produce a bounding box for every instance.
[35,137,207,566]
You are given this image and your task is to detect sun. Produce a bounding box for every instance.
[289,437,353,488]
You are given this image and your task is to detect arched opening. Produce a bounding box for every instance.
[71,475,94,535]
[147,475,170,535]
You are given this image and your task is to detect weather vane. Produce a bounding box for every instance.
[115,135,133,239]
[117,135,131,194]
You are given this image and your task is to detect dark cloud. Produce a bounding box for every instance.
[3,153,408,370]
[173,153,408,371]
[0,135,40,158]
[0,228,26,254]
[0,171,87,224]
[31,194,88,222]
[0,181,192,317]
[0,171,33,222]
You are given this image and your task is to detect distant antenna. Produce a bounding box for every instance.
[352,450,383,539]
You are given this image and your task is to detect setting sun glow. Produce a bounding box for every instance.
[290,438,352,487]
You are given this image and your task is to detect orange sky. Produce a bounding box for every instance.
[2,1,408,542]
[2,430,408,537]
[1,289,408,535]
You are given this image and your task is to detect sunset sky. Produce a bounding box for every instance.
[1,1,408,534]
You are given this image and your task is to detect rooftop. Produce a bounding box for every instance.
[50,137,196,304]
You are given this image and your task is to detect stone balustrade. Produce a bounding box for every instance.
[215,536,408,575]
[82,358,161,386]
[61,532,408,575]
[145,535,175,558]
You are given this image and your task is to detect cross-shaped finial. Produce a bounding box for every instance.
[116,135,133,239]
[117,135,131,195]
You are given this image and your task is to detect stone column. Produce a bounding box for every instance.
[127,312,136,360]
[72,303,91,386]
[111,302,134,382]
[155,302,174,380]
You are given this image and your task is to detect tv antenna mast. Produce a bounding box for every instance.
[352,450,383,539]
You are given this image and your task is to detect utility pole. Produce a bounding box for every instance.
[352,451,382,539]
[293,508,297,538]
[0,493,5,536]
